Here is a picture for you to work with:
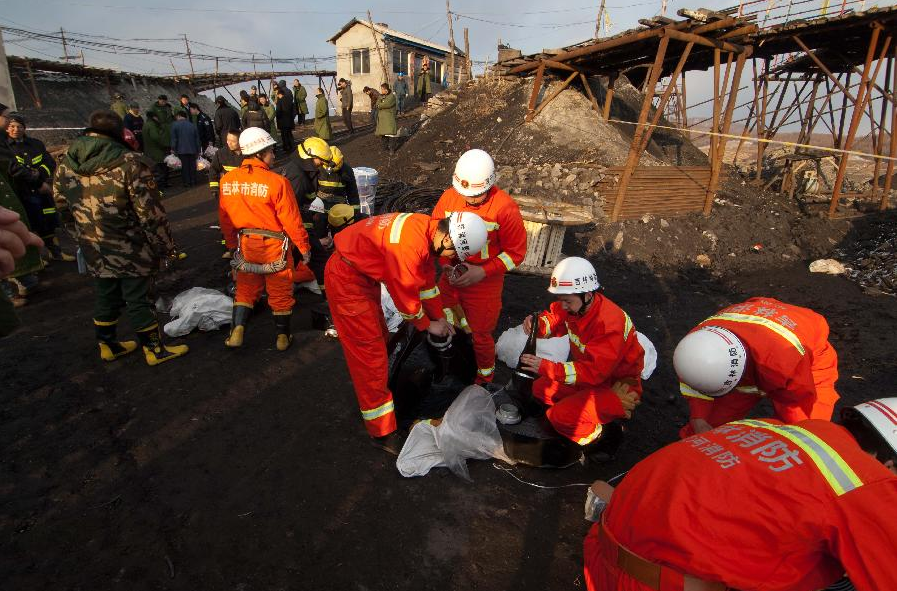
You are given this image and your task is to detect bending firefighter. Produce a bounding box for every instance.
[431,149,527,384]
[583,397,897,591]
[53,110,188,365]
[324,211,488,454]
[219,128,310,351]
[519,257,644,447]
[675,297,839,437]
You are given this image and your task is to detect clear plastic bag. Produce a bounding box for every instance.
[203,145,219,160]
[196,156,211,172]
[495,323,570,368]
[396,385,513,481]
[163,287,233,337]
[163,154,182,170]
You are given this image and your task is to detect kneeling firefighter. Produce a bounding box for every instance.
[520,257,644,447]
[219,128,310,351]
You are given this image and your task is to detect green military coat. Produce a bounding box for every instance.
[314,95,332,141]
[375,93,398,136]
[294,84,309,115]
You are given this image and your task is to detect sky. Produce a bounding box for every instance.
[1,0,891,133]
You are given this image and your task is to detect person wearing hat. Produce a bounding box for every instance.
[292,79,309,126]
[394,73,409,114]
[148,94,174,128]
[313,87,332,141]
[53,110,188,365]
[110,92,128,119]
[337,78,354,134]
[213,96,241,145]
[218,127,310,351]
[5,113,73,264]
[582,397,897,591]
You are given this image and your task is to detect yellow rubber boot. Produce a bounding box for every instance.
[136,324,189,366]
[95,319,138,361]
[225,304,251,348]
[274,311,292,352]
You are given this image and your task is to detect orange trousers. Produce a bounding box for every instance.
[584,522,686,591]
[438,272,503,383]
[234,235,295,312]
[679,344,839,438]
[324,254,396,437]
[534,378,640,446]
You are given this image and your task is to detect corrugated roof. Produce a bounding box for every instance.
[327,18,464,56]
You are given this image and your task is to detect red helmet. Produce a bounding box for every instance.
[123,128,139,151]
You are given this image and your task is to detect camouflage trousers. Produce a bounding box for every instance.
[93,277,157,332]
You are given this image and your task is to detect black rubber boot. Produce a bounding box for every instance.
[136,324,189,366]
[274,312,292,351]
[94,320,138,361]
[370,430,406,455]
[225,304,252,348]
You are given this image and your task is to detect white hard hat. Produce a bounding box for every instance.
[452,149,496,197]
[309,197,326,214]
[548,257,600,294]
[448,211,488,261]
[850,398,897,457]
[673,326,747,397]
[239,127,277,155]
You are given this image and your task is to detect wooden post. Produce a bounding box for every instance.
[836,72,852,148]
[829,26,885,217]
[367,10,389,83]
[446,0,456,86]
[610,34,670,222]
[871,56,892,202]
[530,71,579,120]
[24,61,41,109]
[705,48,751,215]
[602,72,618,120]
[880,46,897,211]
[755,59,769,181]
[464,28,471,81]
[183,34,196,79]
[595,0,606,38]
[580,73,600,114]
[633,41,695,156]
[709,49,722,195]
[526,63,545,121]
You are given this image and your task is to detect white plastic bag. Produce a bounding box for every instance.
[163,287,233,337]
[636,331,657,380]
[196,156,211,172]
[164,154,182,170]
[380,285,403,332]
[396,385,513,481]
[203,145,218,160]
[495,323,570,367]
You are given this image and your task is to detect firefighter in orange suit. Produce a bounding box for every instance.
[674,297,839,438]
[431,149,527,384]
[583,398,897,591]
[519,257,644,446]
[219,128,310,351]
[325,211,488,454]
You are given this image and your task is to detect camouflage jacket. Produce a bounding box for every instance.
[53,134,176,278]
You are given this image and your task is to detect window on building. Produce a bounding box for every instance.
[352,49,370,75]
[392,48,410,74]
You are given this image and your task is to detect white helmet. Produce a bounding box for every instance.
[548,257,600,294]
[309,197,326,214]
[239,127,277,156]
[452,149,496,197]
[448,212,488,261]
[849,398,897,456]
[673,326,747,397]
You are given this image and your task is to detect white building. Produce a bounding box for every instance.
[327,18,466,111]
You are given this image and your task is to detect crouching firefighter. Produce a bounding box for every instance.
[219,128,310,351]
[520,257,644,449]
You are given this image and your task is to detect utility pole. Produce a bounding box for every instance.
[463,27,470,82]
[446,0,456,86]
[595,0,606,38]
[59,28,70,61]
[367,10,389,83]
[183,34,196,79]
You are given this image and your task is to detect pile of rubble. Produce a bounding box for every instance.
[834,219,897,296]
[496,163,608,215]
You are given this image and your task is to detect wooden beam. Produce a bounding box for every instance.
[602,72,618,121]
[509,27,663,75]
[530,71,579,121]
[792,35,857,104]
[525,63,545,122]
[664,29,745,54]
[633,41,695,157]
[611,35,670,222]
[829,27,887,217]
[880,46,897,211]
[579,73,601,114]
[25,61,42,109]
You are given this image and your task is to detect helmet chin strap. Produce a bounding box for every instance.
[573,292,594,316]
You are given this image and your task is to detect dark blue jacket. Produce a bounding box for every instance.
[170,119,201,155]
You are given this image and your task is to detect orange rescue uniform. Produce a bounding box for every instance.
[533,296,644,445]
[325,213,445,437]
[431,186,527,382]
[585,418,897,591]
[219,160,310,313]
[680,297,839,438]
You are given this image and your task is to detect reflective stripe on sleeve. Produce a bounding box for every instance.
[223,165,237,172]
[706,312,805,355]
[477,365,495,377]
[497,252,516,271]
[318,180,345,188]
[733,419,864,495]
[680,382,714,401]
[389,213,413,244]
[40,164,51,176]
[32,155,43,165]
[42,208,56,215]
[399,307,425,321]
[562,362,577,385]
[623,311,634,339]
[568,330,586,353]
[576,424,603,445]
[419,286,440,300]
[209,182,220,187]
[361,400,395,421]
[540,315,551,337]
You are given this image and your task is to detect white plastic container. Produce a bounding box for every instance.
[353,167,379,215]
